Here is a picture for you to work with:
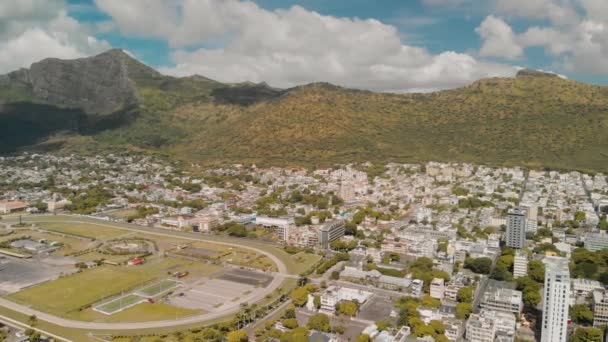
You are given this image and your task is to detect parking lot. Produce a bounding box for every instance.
[357,294,396,322]
[0,257,74,294]
[169,268,273,312]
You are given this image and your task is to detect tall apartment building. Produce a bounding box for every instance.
[319,219,345,249]
[541,256,571,342]
[513,251,528,278]
[506,209,526,249]
[520,203,538,234]
[592,289,608,327]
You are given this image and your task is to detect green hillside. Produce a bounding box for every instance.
[1,50,607,173]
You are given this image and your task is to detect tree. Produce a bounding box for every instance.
[421,295,441,309]
[528,260,545,283]
[455,303,472,319]
[290,287,309,307]
[313,295,321,309]
[571,304,594,325]
[356,334,371,342]
[464,257,492,274]
[376,320,392,331]
[571,327,602,342]
[429,320,445,335]
[457,287,473,303]
[337,301,358,316]
[28,314,37,327]
[227,330,249,342]
[573,261,599,279]
[282,318,299,329]
[307,313,330,332]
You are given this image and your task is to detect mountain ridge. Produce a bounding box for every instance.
[1,50,607,173]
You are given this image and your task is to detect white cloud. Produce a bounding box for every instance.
[0,0,110,73]
[493,0,580,25]
[476,15,524,59]
[96,0,516,92]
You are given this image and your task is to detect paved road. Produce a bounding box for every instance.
[0,215,289,330]
[0,314,73,342]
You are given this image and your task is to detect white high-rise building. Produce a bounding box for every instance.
[541,256,571,342]
[506,209,526,249]
[513,251,528,278]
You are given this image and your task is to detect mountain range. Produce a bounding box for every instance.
[1,49,607,173]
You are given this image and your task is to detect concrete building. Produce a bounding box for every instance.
[319,219,345,249]
[541,256,571,342]
[571,279,603,299]
[480,288,523,315]
[0,200,27,214]
[411,279,423,298]
[584,231,608,252]
[505,209,526,249]
[319,286,372,313]
[430,278,445,300]
[592,289,608,327]
[196,214,219,233]
[47,199,71,212]
[340,266,411,291]
[466,309,516,342]
[466,311,496,342]
[513,251,528,279]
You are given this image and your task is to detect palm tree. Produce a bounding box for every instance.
[28,315,37,327]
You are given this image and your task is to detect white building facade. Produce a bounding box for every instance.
[541,256,571,342]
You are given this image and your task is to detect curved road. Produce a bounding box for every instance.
[0,215,288,330]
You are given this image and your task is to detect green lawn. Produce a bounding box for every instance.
[38,222,126,240]
[7,257,194,316]
[290,252,322,275]
[76,302,201,323]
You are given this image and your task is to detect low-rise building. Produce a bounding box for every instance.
[319,286,372,313]
[480,288,523,315]
[430,278,445,300]
[585,231,608,252]
[572,279,603,299]
[466,311,496,342]
[513,251,528,279]
[411,279,423,298]
[340,266,410,291]
[0,200,27,214]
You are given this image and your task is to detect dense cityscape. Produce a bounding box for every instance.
[0,153,607,341]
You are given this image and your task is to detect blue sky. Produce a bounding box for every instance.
[2,0,607,92]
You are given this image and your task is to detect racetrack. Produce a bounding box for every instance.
[0,215,288,330]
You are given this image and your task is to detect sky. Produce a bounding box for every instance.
[1,0,607,92]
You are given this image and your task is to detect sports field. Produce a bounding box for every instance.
[136,279,181,297]
[95,294,144,315]
[7,257,212,316]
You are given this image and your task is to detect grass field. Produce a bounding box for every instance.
[106,209,137,219]
[77,251,136,264]
[290,252,322,275]
[7,257,211,316]
[38,222,127,240]
[78,302,202,323]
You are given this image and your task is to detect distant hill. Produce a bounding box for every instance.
[1,50,607,173]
